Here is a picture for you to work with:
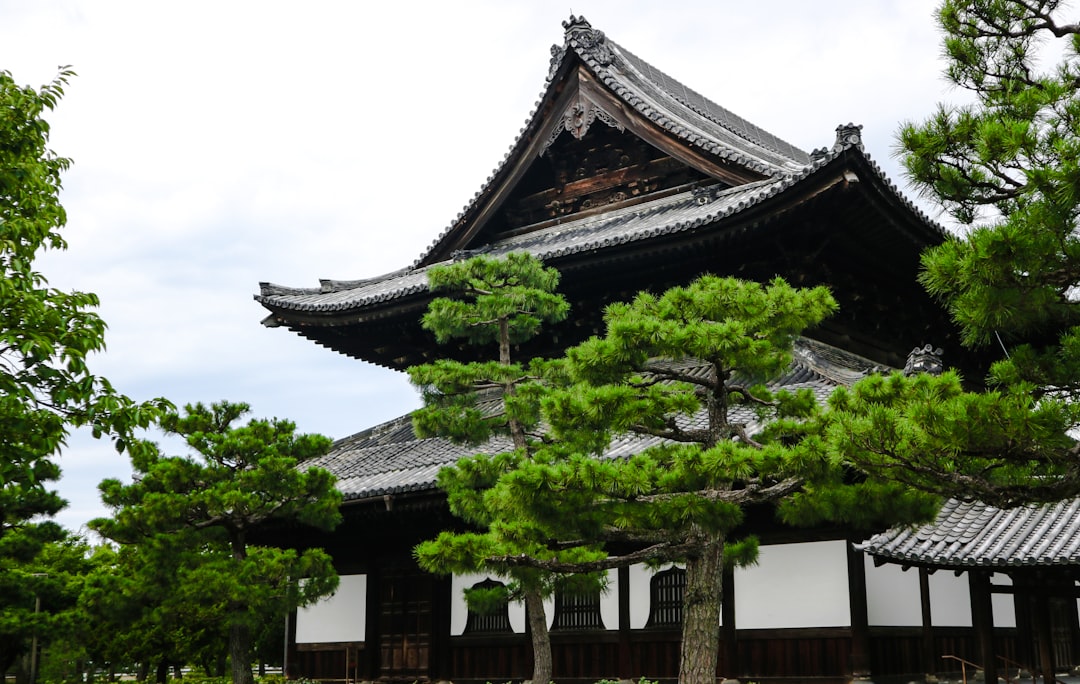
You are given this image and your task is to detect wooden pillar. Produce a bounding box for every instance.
[1010,579,1036,674]
[432,574,452,680]
[919,568,936,677]
[364,565,382,681]
[283,609,296,678]
[618,566,633,679]
[722,563,738,677]
[1033,588,1056,684]
[847,542,872,681]
[1012,578,1034,675]
[968,570,997,684]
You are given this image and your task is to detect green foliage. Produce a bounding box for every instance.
[91,402,341,684]
[461,275,863,684]
[409,253,581,684]
[854,0,1080,506]
[0,66,168,681]
[901,1,1080,384]
[422,252,570,351]
[0,67,170,537]
[0,534,92,678]
[812,369,1080,506]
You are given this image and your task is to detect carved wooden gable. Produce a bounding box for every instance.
[494,115,714,235]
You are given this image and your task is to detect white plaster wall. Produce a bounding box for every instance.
[928,570,972,626]
[864,557,922,627]
[990,574,1016,628]
[628,564,653,629]
[735,540,850,629]
[296,574,366,643]
[599,568,619,630]
[450,572,526,635]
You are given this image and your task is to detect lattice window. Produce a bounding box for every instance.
[551,588,603,631]
[646,566,686,627]
[463,578,512,635]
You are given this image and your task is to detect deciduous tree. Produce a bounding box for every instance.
[1,66,167,683]
[0,68,166,544]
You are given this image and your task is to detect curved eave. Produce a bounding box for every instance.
[858,498,1080,571]
[255,144,945,369]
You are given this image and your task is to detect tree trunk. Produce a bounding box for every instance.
[230,618,256,684]
[525,587,553,684]
[680,535,724,684]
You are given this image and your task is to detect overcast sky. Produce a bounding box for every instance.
[1,0,952,535]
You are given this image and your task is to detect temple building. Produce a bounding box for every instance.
[254,16,1075,684]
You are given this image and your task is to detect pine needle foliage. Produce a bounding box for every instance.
[482,276,869,684]
[826,0,1080,505]
[92,402,340,684]
[408,253,588,684]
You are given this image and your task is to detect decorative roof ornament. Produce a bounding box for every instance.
[563,15,613,66]
[692,186,716,205]
[833,123,863,151]
[547,43,566,83]
[542,91,624,154]
[904,344,945,376]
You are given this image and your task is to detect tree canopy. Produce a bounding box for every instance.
[0,67,168,683]
[409,253,583,684]
[825,0,1080,506]
[92,402,341,684]
[0,67,166,542]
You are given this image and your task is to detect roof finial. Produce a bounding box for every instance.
[564,15,613,66]
[833,123,863,151]
[904,344,945,376]
[563,14,591,31]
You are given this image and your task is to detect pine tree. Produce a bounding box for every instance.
[92,402,341,684]
[486,276,882,684]
[824,0,1080,506]
[408,252,598,684]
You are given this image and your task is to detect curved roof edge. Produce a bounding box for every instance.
[408,15,816,270]
[858,497,1080,569]
[254,138,943,318]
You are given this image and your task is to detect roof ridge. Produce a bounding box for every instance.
[409,15,820,270]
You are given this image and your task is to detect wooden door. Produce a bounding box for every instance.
[1049,597,1075,671]
[379,570,433,680]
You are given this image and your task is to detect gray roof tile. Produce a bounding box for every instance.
[316,337,880,502]
[858,498,1080,568]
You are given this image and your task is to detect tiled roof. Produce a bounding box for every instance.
[311,337,882,503]
[857,497,1080,568]
[256,16,943,319]
[259,179,779,312]
[257,142,940,316]
[406,16,807,269]
[565,17,810,175]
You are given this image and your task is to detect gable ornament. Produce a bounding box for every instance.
[542,91,624,154]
